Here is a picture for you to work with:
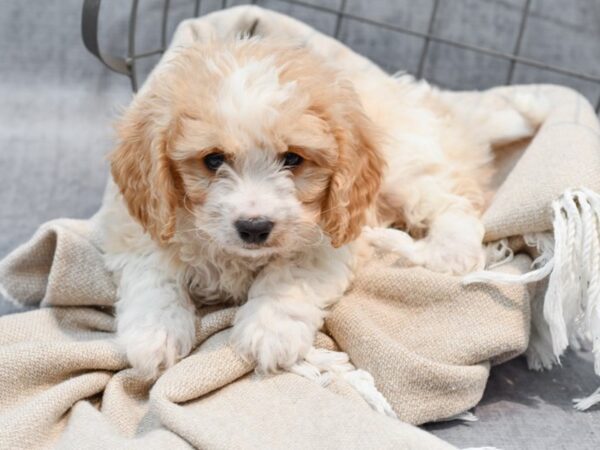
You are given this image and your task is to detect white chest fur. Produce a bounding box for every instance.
[177,239,272,306]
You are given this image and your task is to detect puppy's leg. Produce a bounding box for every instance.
[440,90,550,147]
[410,90,548,273]
[112,251,196,379]
[366,207,484,275]
[371,175,485,274]
[231,245,354,373]
[362,226,424,266]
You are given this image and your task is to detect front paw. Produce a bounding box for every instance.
[231,307,314,373]
[119,316,196,379]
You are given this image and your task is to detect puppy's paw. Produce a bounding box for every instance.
[231,307,314,373]
[417,210,485,275]
[119,315,196,379]
[362,226,423,265]
[418,236,485,275]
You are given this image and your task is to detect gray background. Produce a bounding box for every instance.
[1,0,599,448]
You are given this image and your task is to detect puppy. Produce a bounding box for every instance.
[100,39,542,377]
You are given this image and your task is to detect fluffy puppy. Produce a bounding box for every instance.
[100,38,542,377]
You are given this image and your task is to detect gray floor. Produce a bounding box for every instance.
[425,351,600,449]
[0,1,599,448]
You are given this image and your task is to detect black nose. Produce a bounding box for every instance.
[235,218,274,244]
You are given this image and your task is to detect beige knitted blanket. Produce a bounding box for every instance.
[2,6,600,449]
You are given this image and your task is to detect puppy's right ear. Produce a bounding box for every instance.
[110,95,182,244]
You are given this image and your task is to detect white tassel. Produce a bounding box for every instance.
[463,188,600,410]
[574,386,600,411]
[462,447,501,450]
[342,369,397,418]
[290,347,397,418]
[462,257,554,285]
[484,238,514,269]
[462,448,501,450]
[435,410,478,423]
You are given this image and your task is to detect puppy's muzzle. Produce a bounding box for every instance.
[235,217,274,244]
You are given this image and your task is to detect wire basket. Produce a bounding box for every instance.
[82,0,600,113]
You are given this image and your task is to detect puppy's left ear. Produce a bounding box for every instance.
[321,87,385,247]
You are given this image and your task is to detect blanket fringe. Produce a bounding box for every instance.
[0,278,19,306]
[484,238,515,269]
[290,347,397,418]
[462,447,501,450]
[463,188,600,410]
[435,410,478,423]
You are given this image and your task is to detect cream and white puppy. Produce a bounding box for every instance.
[99,39,543,378]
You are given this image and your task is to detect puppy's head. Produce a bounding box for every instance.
[111,40,383,256]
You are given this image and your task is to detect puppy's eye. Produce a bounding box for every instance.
[282,152,303,168]
[203,152,225,171]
